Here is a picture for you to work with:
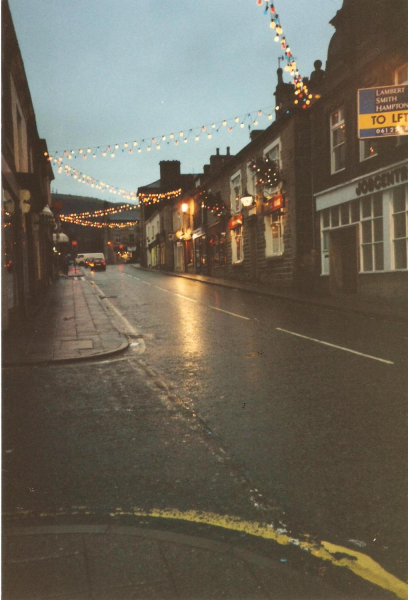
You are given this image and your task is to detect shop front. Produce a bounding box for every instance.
[193,227,207,274]
[316,160,408,302]
[207,221,227,278]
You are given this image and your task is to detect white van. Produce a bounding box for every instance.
[75,253,105,266]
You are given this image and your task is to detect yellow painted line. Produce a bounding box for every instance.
[3,508,407,599]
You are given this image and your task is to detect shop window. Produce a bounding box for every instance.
[230,172,242,213]
[360,193,384,272]
[330,107,346,173]
[265,212,284,256]
[392,184,408,270]
[231,226,243,263]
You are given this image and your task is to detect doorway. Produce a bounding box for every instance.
[329,226,358,294]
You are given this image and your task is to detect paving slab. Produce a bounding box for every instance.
[2,273,129,367]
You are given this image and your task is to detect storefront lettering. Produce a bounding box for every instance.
[355,166,408,196]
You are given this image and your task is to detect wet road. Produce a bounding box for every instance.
[91,265,408,572]
[3,263,407,589]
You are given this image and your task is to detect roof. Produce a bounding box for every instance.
[108,208,140,223]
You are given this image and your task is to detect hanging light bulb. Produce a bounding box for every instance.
[254,120,258,126]
[184,138,188,143]
[147,147,151,152]
[274,34,280,42]
[111,153,115,158]
[207,133,212,139]
[235,117,239,123]
[156,144,160,150]
[179,131,184,137]
[133,141,137,146]
[223,120,227,126]
[124,142,128,147]
[195,135,199,141]
[170,133,174,139]
[257,0,262,5]
[270,18,276,28]
[138,148,142,153]
[102,151,107,157]
[202,126,206,131]
[212,123,216,129]
[115,144,119,149]
[162,135,166,141]
[87,148,91,153]
[240,122,245,128]
[268,114,273,120]
[270,3,275,13]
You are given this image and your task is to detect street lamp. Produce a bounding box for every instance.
[181,203,188,213]
[241,191,253,208]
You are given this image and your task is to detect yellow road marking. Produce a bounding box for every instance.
[4,507,407,599]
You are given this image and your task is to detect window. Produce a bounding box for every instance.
[129,234,135,243]
[395,63,408,85]
[231,226,243,263]
[392,185,408,269]
[360,193,384,272]
[230,172,241,213]
[115,235,121,243]
[265,212,284,256]
[262,140,281,198]
[330,107,346,173]
[360,139,378,162]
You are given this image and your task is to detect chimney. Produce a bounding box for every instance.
[250,130,264,142]
[216,148,220,155]
[159,160,181,187]
[227,147,230,155]
[203,164,211,177]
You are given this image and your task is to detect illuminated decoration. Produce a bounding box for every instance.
[51,158,138,201]
[48,105,277,159]
[250,156,281,190]
[63,203,135,219]
[257,0,310,109]
[59,215,138,229]
[138,188,182,206]
[201,191,229,218]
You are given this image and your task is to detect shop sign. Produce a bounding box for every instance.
[127,246,136,251]
[262,194,284,214]
[358,85,408,139]
[355,165,408,196]
[193,226,205,239]
[228,214,243,230]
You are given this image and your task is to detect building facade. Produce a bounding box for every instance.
[2,0,55,330]
[311,0,408,303]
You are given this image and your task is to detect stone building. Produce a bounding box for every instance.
[137,161,196,271]
[311,0,408,302]
[2,0,55,330]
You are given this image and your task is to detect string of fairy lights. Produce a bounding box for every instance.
[49,1,312,227]
[59,215,137,229]
[256,0,311,107]
[46,107,275,162]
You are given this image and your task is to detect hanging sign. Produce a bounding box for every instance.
[262,194,284,214]
[358,85,408,139]
[228,214,243,230]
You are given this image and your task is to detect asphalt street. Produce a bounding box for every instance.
[3,264,407,595]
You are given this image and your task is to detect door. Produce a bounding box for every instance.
[329,226,358,294]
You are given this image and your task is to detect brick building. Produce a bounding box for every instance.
[311,0,408,303]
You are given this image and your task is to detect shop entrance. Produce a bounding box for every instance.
[329,226,358,294]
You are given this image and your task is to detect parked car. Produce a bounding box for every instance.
[89,258,106,271]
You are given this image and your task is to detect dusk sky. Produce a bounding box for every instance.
[9,0,342,204]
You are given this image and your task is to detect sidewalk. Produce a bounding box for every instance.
[2,266,129,366]
[131,265,408,324]
[2,524,350,600]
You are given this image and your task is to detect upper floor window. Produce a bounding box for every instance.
[395,63,408,85]
[330,107,346,174]
[230,172,242,213]
[360,139,378,162]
